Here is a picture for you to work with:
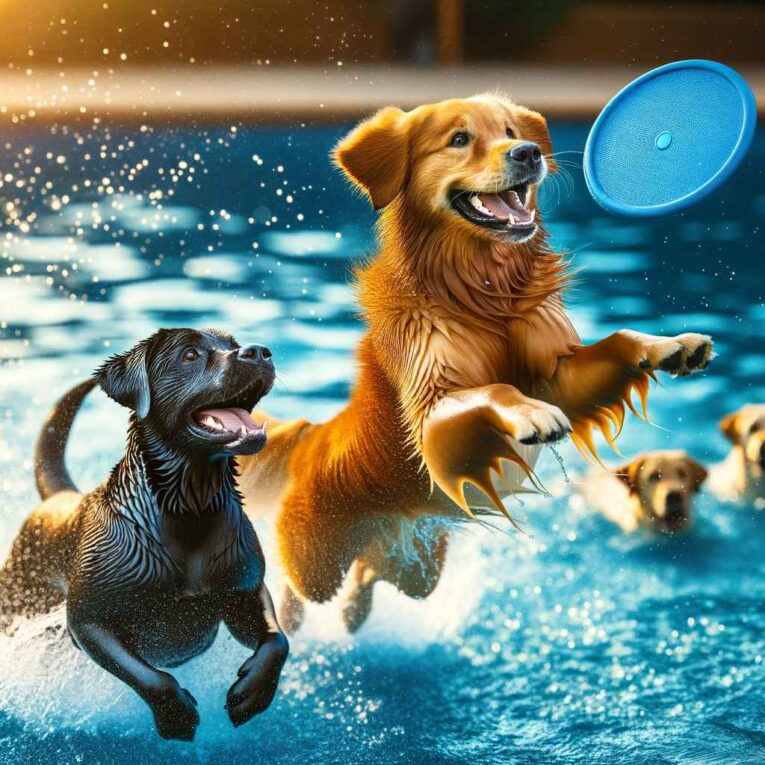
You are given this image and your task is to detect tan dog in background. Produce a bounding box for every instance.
[709,404,765,505]
[581,451,708,533]
[239,94,714,633]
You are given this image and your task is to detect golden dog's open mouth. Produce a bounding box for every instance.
[448,183,537,239]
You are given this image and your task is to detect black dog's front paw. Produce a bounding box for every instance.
[148,678,200,741]
[225,635,288,728]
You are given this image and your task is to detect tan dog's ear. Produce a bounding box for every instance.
[684,457,708,492]
[719,411,740,443]
[334,106,408,210]
[613,459,643,493]
[513,106,557,173]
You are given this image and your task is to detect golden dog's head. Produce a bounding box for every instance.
[334,95,555,245]
[720,404,765,478]
[614,451,707,533]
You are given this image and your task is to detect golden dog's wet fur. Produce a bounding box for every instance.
[582,451,708,533]
[238,94,714,632]
[709,404,765,505]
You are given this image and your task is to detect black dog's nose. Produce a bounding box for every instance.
[238,344,272,363]
[508,141,542,168]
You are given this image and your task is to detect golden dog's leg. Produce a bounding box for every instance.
[422,384,572,516]
[341,559,378,634]
[549,330,714,458]
[277,584,305,635]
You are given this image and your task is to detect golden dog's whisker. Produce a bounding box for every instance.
[555,166,577,196]
[538,172,562,210]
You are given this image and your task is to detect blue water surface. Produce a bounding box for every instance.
[0,121,763,765]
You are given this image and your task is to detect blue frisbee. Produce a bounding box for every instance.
[584,60,756,217]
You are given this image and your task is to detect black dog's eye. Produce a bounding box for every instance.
[450,131,470,148]
[182,348,200,362]
[506,127,516,139]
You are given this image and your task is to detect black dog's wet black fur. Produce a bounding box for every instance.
[0,328,288,741]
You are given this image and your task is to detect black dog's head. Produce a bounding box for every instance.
[94,328,274,458]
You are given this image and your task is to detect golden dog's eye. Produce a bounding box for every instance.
[506,127,516,139]
[450,131,470,148]
[182,348,200,362]
[648,471,661,482]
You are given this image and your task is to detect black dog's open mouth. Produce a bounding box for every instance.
[448,183,537,239]
[188,379,269,452]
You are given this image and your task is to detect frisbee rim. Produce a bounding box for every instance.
[583,59,757,218]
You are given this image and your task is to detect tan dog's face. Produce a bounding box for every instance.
[335,95,555,245]
[720,404,765,479]
[615,451,707,533]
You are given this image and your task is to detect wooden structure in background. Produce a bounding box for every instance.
[437,0,464,64]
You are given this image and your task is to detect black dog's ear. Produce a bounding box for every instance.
[94,341,151,419]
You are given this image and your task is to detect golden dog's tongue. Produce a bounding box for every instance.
[478,193,512,220]
[476,190,535,224]
[196,407,259,433]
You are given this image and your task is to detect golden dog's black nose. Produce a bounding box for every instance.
[238,344,272,363]
[508,141,542,168]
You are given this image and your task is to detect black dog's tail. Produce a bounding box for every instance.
[35,378,97,500]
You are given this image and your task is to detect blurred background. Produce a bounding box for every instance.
[0,1,762,121]
[1,0,763,66]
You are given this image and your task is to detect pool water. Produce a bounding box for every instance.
[0,122,763,765]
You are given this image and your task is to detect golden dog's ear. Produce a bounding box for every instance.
[513,106,557,173]
[719,411,740,443]
[684,457,708,492]
[613,459,643,493]
[334,106,408,210]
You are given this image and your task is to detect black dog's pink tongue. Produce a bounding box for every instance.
[196,407,260,433]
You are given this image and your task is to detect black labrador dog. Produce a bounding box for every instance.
[0,328,288,741]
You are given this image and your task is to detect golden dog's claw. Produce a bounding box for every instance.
[422,384,568,519]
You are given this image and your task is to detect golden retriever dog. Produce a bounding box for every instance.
[709,404,765,505]
[580,451,708,533]
[238,95,714,633]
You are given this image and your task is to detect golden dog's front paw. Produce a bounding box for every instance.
[640,333,714,377]
[422,384,570,517]
[498,399,572,445]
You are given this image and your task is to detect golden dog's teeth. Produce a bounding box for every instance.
[469,195,492,216]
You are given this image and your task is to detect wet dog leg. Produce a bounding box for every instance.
[67,609,199,741]
[342,559,378,633]
[422,383,571,514]
[223,584,289,727]
[278,583,305,635]
[548,330,714,457]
